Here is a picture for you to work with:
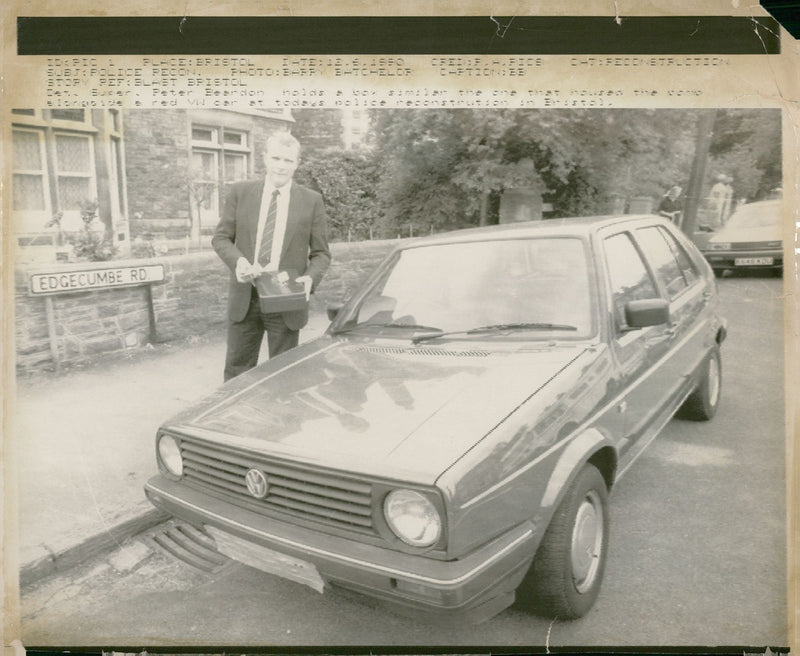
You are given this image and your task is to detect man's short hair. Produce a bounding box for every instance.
[266,131,301,156]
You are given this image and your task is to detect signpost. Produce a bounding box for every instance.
[28,263,167,371]
[29,264,165,295]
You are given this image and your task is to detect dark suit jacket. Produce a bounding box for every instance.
[212,179,331,330]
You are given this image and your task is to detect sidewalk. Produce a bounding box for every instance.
[14,311,331,585]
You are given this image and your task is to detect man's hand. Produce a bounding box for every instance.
[235,257,260,283]
[296,275,313,301]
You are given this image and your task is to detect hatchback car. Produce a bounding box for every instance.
[145,215,726,623]
[701,199,783,275]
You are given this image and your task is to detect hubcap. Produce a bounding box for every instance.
[708,355,720,407]
[570,490,604,593]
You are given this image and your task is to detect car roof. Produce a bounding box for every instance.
[399,214,668,248]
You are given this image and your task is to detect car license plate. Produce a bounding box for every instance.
[206,526,325,593]
[735,257,773,266]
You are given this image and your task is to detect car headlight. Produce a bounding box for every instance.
[157,433,183,477]
[384,489,442,547]
[709,242,731,251]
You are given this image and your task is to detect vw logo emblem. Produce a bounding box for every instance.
[245,469,269,499]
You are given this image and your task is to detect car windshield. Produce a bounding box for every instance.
[726,202,780,229]
[333,236,595,340]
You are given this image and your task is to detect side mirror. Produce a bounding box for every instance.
[624,298,670,329]
[327,303,344,321]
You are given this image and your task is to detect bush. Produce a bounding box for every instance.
[67,200,117,261]
[295,150,384,241]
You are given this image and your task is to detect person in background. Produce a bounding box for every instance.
[720,175,734,223]
[212,132,331,381]
[657,185,683,227]
[709,173,734,227]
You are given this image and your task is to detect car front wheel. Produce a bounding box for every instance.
[517,464,609,619]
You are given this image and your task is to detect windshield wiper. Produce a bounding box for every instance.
[411,322,578,344]
[332,321,442,336]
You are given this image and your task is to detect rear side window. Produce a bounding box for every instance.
[604,232,659,328]
[660,227,700,286]
[635,227,691,300]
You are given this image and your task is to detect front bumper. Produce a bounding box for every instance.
[702,248,783,270]
[145,475,539,623]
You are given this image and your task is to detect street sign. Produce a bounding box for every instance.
[29,264,166,296]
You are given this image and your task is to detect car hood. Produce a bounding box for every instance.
[168,337,586,483]
[709,222,782,244]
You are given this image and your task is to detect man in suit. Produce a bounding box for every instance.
[212,132,330,381]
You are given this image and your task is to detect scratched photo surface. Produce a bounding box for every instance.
[3,2,797,653]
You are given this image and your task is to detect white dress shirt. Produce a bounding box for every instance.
[254,179,292,267]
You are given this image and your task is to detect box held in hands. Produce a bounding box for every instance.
[254,270,307,313]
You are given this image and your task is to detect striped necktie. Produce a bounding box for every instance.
[257,189,280,267]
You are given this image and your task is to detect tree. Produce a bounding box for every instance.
[370,109,699,234]
[707,109,782,201]
[186,170,217,245]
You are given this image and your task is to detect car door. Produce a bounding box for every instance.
[598,228,674,462]
[632,224,709,406]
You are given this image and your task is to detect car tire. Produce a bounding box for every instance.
[517,464,609,619]
[678,346,722,421]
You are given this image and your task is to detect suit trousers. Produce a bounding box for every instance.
[223,288,299,381]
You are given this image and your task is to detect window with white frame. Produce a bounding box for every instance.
[190,124,251,230]
[12,129,50,227]
[54,133,97,224]
[11,110,123,245]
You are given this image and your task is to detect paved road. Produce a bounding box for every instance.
[19,273,788,649]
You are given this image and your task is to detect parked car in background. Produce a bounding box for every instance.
[701,199,784,276]
[145,215,727,624]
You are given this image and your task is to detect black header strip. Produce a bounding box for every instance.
[18,16,780,56]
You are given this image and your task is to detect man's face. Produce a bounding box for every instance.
[264,142,299,188]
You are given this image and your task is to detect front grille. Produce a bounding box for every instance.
[180,438,376,536]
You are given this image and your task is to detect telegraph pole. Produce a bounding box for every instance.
[681,109,717,240]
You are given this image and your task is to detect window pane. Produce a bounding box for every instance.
[13,130,43,170]
[58,177,91,210]
[635,227,688,299]
[224,153,248,181]
[56,135,91,173]
[13,174,46,211]
[51,109,85,122]
[192,127,216,142]
[192,150,217,180]
[605,233,659,326]
[223,130,245,146]
[660,227,699,286]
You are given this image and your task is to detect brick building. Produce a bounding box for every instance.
[123,108,295,244]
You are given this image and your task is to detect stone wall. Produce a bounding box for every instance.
[124,110,192,237]
[15,240,397,374]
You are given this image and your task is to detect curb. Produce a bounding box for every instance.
[19,507,170,588]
